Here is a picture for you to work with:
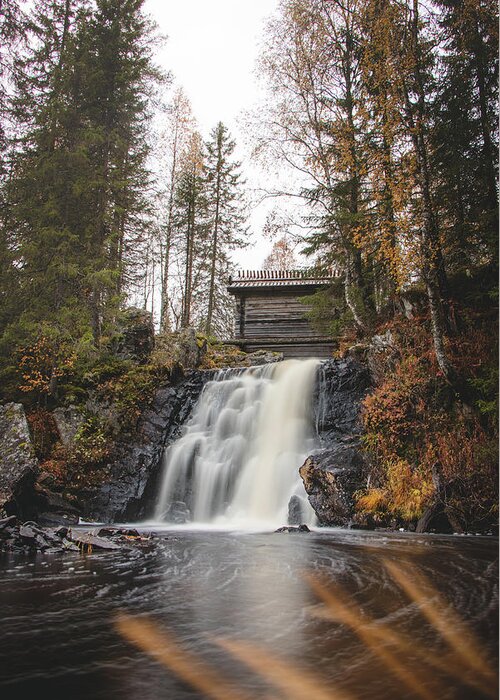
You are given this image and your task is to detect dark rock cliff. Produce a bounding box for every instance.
[300,358,372,527]
[80,370,209,523]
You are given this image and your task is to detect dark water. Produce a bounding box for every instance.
[0,528,497,700]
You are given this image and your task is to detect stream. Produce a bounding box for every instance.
[0,527,497,699]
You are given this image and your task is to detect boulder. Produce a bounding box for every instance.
[174,327,206,369]
[53,405,84,446]
[366,330,399,386]
[300,443,366,526]
[113,307,155,363]
[35,482,80,527]
[345,332,399,386]
[0,403,39,516]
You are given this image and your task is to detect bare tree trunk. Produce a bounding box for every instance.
[182,197,194,328]
[404,0,454,382]
[205,139,222,335]
[160,131,179,333]
[344,247,367,331]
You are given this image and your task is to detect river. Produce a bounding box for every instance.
[0,527,497,699]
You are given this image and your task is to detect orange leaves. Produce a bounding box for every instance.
[358,309,498,528]
[18,335,75,398]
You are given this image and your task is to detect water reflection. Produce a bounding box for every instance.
[0,529,497,699]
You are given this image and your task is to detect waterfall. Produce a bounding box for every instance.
[154,359,319,529]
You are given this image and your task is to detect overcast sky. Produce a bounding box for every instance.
[144,0,282,269]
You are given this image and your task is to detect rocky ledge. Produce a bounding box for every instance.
[0,516,159,555]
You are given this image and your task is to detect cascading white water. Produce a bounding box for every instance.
[154,358,319,529]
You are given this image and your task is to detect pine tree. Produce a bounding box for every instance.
[432,0,498,265]
[79,0,163,342]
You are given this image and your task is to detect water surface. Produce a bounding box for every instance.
[0,528,497,699]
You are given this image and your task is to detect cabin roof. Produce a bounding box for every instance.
[227,268,340,291]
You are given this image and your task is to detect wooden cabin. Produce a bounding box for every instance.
[227,269,340,359]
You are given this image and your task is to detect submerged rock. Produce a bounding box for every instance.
[275,524,310,533]
[70,532,122,551]
[300,443,366,526]
[0,403,39,517]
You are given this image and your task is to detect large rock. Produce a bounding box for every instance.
[113,307,155,363]
[0,403,39,516]
[174,327,206,369]
[300,443,366,526]
[53,405,84,446]
[303,358,372,526]
[345,331,399,386]
[81,369,209,522]
[313,358,371,444]
[35,481,80,527]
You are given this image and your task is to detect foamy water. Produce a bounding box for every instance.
[154,359,319,528]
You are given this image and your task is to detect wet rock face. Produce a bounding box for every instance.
[301,358,372,527]
[0,403,39,516]
[81,370,209,523]
[313,358,371,443]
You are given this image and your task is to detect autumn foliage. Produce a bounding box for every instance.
[18,336,75,400]
[356,309,498,532]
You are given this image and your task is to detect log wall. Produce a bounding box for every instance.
[231,287,334,359]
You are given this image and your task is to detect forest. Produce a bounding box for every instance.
[0,2,498,698]
[0,0,498,530]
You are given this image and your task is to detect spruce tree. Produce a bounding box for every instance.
[203,122,247,337]
[1,0,163,354]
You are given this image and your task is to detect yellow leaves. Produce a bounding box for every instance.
[355,459,434,521]
[18,335,76,397]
